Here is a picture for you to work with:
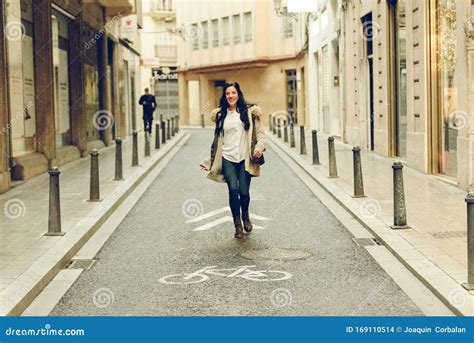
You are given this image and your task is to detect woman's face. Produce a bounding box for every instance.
[225,86,238,108]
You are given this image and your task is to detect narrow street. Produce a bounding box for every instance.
[50,129,422,316]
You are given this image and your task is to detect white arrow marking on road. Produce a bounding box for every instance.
[185,207,230,223]
[192,216,232,231]
[192,216,266,231]
[186,206,270,224]
[249,213,270,221]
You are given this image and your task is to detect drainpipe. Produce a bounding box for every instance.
[340,0,348,142]
[2,0,13,171]
[465,7,474,190]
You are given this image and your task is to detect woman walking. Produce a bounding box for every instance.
[200,82,266,239]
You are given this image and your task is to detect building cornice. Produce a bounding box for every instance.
[178,50,306,74]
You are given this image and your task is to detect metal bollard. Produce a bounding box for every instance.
[300,126,307,155]
[269,114,272,131]
[290,121,295,148]
[167,119,171,139]
[176,115,180,133]
[328,136,338,178]
[272,117,276,135]
[171,117,175,136]
[462,193,474,290]
[201,113,205,128]
[132,130,139,166]
[45,167,64,236]
[145,132,150,157]
[352,147,365,197]
[89,149,101,201]
[114,138,123,180]
[283,121,288,143]
[390,161,410,229]
[161,120,166,144]
[155,123,160,149]
[160,114,163,125]
[277,119,282,138]
[312,130,320,165]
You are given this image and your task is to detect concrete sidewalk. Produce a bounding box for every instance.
[267,124,472,315]
[0,128,187,315]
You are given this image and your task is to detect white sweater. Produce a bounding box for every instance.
[222,109,248,163]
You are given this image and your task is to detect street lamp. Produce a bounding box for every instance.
[273,0,298,21]
[164,16,186,40]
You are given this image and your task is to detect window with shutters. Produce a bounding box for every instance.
[222,16,230,45]
[244,12,252,42]
[233,14,241,44]
[201,21,208,49]
[211,19,219,47]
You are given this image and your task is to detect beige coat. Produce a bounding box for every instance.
[200,105,267,183]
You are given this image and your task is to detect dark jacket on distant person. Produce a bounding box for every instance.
[139,94,156,119]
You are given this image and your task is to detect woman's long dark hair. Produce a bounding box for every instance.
[215,82,251,135]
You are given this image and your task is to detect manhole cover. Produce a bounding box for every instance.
[241,248,310,261]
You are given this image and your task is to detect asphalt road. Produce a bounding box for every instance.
[51,129,423,316]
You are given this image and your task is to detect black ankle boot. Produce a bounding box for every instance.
[242,210,253,233]
[233,217,244,238]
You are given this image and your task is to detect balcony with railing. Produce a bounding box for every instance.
[155,44,177,60]
[148,0,175,18]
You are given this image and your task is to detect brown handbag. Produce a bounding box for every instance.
[251,115,265,165]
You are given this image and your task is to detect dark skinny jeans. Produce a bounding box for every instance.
[221,158,251,219]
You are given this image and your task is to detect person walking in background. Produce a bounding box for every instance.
[139,88,156,134]
[200,82,266,239]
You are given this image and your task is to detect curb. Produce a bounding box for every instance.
[0,132,188,316]
[267,131,473,316]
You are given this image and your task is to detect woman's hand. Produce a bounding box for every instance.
[200,164,209,171]
[253,150,262,159]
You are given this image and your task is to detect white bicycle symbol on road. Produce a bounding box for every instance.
[159,265,292,284]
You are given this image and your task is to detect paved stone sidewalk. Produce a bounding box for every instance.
[0,129,182,307]
[280,126,468,275]
[267,125,472,312]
